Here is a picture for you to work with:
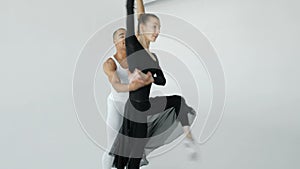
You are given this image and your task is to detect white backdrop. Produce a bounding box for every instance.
[1,0,299,169]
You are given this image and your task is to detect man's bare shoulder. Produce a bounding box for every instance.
[103,57,117,71]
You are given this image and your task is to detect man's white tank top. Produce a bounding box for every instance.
[109,56,129,101]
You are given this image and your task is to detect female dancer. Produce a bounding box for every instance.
[109,0,198,168]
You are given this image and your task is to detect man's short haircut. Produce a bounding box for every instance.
[113,28,126,42]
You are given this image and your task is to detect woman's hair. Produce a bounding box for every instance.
[137,13,160,35]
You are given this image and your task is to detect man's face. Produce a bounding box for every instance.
[114,29,126,50]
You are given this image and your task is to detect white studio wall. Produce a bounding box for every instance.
[1,0,299,169]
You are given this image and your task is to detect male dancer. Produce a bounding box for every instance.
[102,2,153,166]
[102,27,153,169]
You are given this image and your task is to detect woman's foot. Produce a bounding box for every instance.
[140,154,149,167]
[183,132,199,160]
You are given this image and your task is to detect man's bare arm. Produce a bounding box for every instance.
[103,58,132,92]
[103,58,153,92]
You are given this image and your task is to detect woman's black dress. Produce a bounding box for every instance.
[109,0,197,168]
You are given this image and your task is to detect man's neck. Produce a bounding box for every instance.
[115,49,126,60]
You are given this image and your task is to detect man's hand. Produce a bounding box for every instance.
[128,68,141,83]
[127,69,154,91]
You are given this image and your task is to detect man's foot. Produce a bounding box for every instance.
[102,153,114,169]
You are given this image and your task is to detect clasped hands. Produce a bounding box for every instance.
[127,68,154,91]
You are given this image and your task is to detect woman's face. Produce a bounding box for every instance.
[140,17,161,42]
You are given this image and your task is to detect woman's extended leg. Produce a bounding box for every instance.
[164,95,196,141]
[146,95,199,159]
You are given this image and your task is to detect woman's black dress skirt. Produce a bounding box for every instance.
[109,95,197,167]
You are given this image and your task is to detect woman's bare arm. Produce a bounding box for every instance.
[136,0,145,20]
